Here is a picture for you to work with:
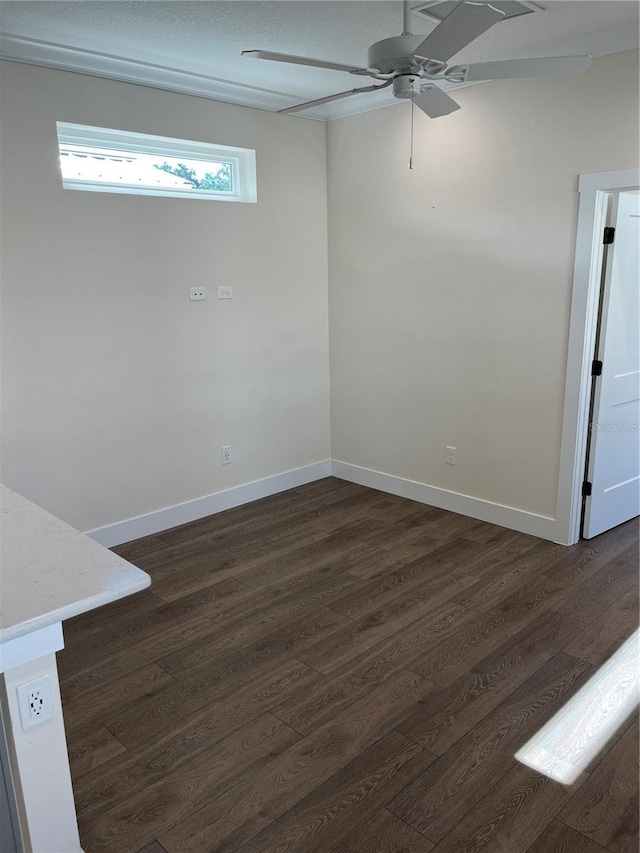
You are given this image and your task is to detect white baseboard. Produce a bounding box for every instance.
[87,460,332,547]
[87,457,560,548]
[331,460,559,542]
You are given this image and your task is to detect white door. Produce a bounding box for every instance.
[583,192,640,538]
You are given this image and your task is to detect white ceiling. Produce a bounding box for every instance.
[0,1,638,119]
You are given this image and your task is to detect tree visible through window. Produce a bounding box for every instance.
[59,147,234,193]
[56,123,257,203]
[154,161,232,192]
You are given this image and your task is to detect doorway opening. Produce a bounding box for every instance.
[556,169,640,546]
[581,191,640,539]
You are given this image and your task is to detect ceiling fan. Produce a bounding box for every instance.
[242,0,592,117]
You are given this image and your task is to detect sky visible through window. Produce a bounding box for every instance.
[59,144,234,193]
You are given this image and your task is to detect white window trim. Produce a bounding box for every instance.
[56,122,257,203]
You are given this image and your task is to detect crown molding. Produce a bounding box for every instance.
[0,32,475,121]
[2,27,637,122]
[0,33,332,118]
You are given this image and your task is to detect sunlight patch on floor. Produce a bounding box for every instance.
[515,629,639,784]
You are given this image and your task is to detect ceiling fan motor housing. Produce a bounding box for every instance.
[392,75,423,99]
[367,35,426,74]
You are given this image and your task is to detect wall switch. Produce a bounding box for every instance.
[445,446,457,466]
[189,287,206,301]
[217,286,233,300]
[221,445,232,465]
[17,675,54,730]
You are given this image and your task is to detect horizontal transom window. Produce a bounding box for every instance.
[56,123,257,203]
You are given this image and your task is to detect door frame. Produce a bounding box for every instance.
[556,167,640,545]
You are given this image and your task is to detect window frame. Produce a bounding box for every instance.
[56,122,257,203]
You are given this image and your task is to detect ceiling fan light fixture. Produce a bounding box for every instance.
[413,0,544,24]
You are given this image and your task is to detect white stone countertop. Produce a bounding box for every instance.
[0,485,150,643]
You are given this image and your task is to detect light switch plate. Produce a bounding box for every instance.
[217,286,233,300]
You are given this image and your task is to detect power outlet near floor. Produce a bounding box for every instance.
[445,445,457,466]
[221,445,232,465]
[17,675,54,730]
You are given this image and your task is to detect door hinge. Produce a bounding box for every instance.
[603,226,615,244]
[582,481,593,497]
[591,359,603,376]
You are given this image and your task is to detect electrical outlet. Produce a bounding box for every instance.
[17,675,54,730]
[217,286,233,300]
[221,445,232,464]
[189,287,206,301]
[445,445,457,466]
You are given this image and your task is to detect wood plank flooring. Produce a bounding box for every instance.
[57,477,640,853]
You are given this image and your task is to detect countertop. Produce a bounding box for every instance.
[0,485,150,643]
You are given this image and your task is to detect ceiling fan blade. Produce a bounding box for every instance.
[242,50,373,76]
[278,80,393,114]
[449,55,593,82]
[414,86,461,118]
[413,2,505,65]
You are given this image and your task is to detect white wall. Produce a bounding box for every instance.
[2,51,639,539]
[327,49,639,522]
[0,62,331,533]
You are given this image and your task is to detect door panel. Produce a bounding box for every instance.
[583,192,640,539]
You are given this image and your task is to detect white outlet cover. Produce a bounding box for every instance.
[189,287,206,301]
[17,675,54,730]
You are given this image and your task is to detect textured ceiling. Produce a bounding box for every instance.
[0,1,638,118]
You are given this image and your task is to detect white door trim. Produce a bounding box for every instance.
[556,167,640,545]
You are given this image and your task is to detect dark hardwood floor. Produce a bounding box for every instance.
[57,477,640,853]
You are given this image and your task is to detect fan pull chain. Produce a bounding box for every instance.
[409,82,415,170]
